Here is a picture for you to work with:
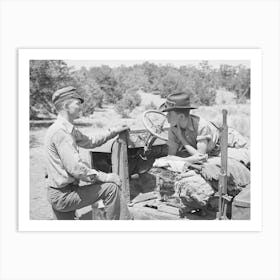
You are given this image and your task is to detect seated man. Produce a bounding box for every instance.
[44,86,131,220]
[160,91,250,167]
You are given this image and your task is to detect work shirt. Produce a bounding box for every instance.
[44,115,115,189]
[168,115,220,155]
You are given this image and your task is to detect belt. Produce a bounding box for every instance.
[48,182,79,192]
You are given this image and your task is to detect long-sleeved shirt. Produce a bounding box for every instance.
[44,115,116,188]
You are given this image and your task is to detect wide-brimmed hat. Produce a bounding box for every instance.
[52,86,84,105]
[160,92,197,112]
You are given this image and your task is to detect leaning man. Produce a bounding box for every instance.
[44,86,130,220]
[161,91,250,167]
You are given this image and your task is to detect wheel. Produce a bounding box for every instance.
[142,110,169,141]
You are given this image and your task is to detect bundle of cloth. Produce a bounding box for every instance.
[152,152,250,211]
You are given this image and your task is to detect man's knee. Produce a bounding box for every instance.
[102,182,120,202]
[104,182,119,193]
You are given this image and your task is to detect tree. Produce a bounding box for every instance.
[30,60,73,119]
[142,62,162,92]
[88,65,119,103]
[113,65,149,100]
[29,60,250,120]
[71,69,105,116]
[114,89,142,118]
[218,64,250,102]
[195,61,217,105]
[159,68,191,98]
[231,65,250,101]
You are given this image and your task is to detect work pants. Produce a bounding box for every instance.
[48,182,130,220]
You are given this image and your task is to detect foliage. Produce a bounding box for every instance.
[88,65,120,103]
[71,69,105,116]
[114,65,149,95]
[218,64,250,101]
[29,60,73,119]
[114,90,142,118]
[145,101,157,110]
[29,59,250,119]
[195,104,250,138]
[159,69,188,98]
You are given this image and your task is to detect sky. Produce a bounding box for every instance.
[65,60,250,70]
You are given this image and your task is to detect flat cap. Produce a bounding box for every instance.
[52,86,84,105]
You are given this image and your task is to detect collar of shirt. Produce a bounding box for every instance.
[56,115,74,134]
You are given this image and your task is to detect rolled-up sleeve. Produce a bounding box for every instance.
[53,129,99,182]
[196,125,212,142]
[74,128,116,149]
[196,119,220,153]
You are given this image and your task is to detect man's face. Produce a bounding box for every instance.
[167,110,180,127]
[66,99,82,119]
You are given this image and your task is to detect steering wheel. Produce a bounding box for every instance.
[142,110,169,141]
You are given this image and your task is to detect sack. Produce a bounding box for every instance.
[199,157,250,196]
[148,167,214,210]
[148,167,177,199]
[174,171,214,209]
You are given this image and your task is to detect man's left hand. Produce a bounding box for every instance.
[106,173,122,187]
[111,124,130,136]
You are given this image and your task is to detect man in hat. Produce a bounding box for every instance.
[44,86,131,220]
[161,91,249,164]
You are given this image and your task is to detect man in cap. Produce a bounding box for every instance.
[44,86,131,220]
[161,91,249,164]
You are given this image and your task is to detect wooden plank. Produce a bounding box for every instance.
[111,140,119,173]
[119,131,130,203]
[129,191,159,206]
[128,201,180,220]
[111,131,130,203]
[129,200,217,220]
[217,109,229,220]
[157,204,180,216]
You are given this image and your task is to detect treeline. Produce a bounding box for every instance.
[30,60,250,119]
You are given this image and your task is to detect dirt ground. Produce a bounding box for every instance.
[29,93,250,220]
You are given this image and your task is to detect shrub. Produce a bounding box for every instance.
[215,88,236,105]
[134,92,142,106]
[93,121,104,128]
[145,101,157,110]
[114,91,142,118]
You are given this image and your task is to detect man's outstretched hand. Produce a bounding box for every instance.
[111,124,130,137]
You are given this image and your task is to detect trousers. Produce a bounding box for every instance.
[47,182,130,220]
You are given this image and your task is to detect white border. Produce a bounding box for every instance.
[19,48,262,231]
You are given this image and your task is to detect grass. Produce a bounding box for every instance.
[93,120,105,128]
[29,91,250,220]
[194,104,250,138]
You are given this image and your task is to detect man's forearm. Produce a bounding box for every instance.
[75,129,117,149]
[88,130,116,148]
[89,171,122,187]
[182,143,198,156]
[94,171,110,183]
